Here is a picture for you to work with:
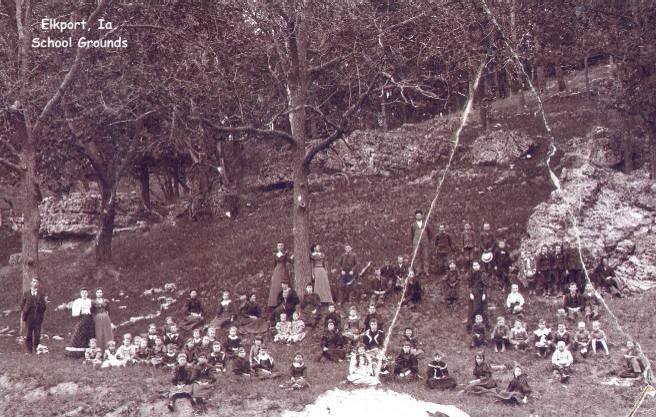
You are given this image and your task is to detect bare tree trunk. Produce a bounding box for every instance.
[138,164,150,209]
[96,180,117,263]
[288,4,313,299]
[556,59,567,92]
[536,65,545,92]
[381,92,390,131]
[622,133,633,174]
[584,53,590,99]
[21,127,40,291]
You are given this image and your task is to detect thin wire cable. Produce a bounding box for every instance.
[375,61,487,373]
[478,0,653,385]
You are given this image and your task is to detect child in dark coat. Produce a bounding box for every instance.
[318,320,346,362]
[394,341,419,379]
[167,353,195,412]
[426,351,457,390]
[443,261,460,307]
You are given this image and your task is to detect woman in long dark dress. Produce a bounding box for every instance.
[496,365,531,405]
[92,288,113,350]
[311,243,334,304]
[181,290,205,332]
[69,288,95,356]
[237,293,269,335]
[268,242,292,308]
[464,351,498,395]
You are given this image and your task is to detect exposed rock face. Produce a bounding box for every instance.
[38,192,145,238]
[470,129,538,166]
[521,127,656,291]
[588,126,623,168]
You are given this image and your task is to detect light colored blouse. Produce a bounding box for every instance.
[71,298,92,317]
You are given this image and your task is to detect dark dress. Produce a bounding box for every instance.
[236,300,269,334]
[70,298,95,354]
[496,374,531,404]
[466,360,498,394]
[92,298,113,350]
[394,352,419,377]
[426,360,457,390]
[320,330,346,362]
[268,251,292,307]
[210,300,237,330]
[181,297,205,331]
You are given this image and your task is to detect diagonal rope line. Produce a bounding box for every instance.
[478,0,653,386]
[376,61,487,374]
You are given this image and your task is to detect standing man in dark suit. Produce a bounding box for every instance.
[20,278,47,353]
[410,209,433,277]
[338,244,358,305]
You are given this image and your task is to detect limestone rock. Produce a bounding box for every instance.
[471,130,538,166]
[588,126,622,168]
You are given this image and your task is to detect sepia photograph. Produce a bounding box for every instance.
[1,0,655,416]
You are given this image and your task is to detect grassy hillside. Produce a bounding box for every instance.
[1,67,654,417]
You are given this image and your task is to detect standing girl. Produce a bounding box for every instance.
[311,243,334,304]
[268,242,292,308]
[92,288,113,351]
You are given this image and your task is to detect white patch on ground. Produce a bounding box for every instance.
[281,388,470,417]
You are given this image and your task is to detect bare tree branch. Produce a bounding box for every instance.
[198,117,297,146]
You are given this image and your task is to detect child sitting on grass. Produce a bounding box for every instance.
[563,282,583,322]
[252,346,279,379]
[146,323,160,348]
[182,338,197,364]
[190,352,216,411]
[496,365,531,405]
[509,320,529,351]
[362,319,385,353]
[402,327,424,357]
[224,326,242,357]
[533,319,552,358]
[319,320,346,362]
[289,311,306,343]
[191,328,203,348]
[582,283,601,321]
[551,341,573,383]
[324,303,343,331]
[573,321,591,359]
[364,303,384,331]
[552,323,571,347]
[208,341,227,373]
[620,340,646,378]
[491,316,510,353]
[84,338,103,368]
[394,341,419,380]
[134,337,152,364]
[164,324,182,349]
[471,314,486,348]
[150,336,166,368]
[274,312,293,343]
[590,320,609,356]
[231,346,252,377]
[426,351,457,390]
[342,306,364,348]
[116,333,136,366]
[505,284,525,315]
[163,343,179,369]
[102,340,123,369]
[167,353,194,412]
[281,353,310,390]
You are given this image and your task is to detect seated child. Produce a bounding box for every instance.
[164,324,182,349]
[362,319,385,353]
[116,333,136,366]
[402,327,424,356]
[364,304,384,331]
[162,343,179,368]
[224,326,242,356]
[443,261,460,307]
[198,336,212,357]
[84,338,103,368]
[491,316,510,353]
[582,284,601,320]
[182,338,198,364]
[134,337,152,364]
[505,284,525,315]
[621,340,646,378]
[299,284,322,328]
[274,312,293,343]
[404,272,422,307]
[249,336,264,366]
[370,268,391,306]
[573,321,591,358]
[426,351,457,390]
[206,327,217,344]
[318,320,346,362]
[280,353,309,390]
[509,320,529,351]
[533,319,552,358]
[563,283,583,322]
[252,347,279,379]
[231,346,252,377]
[590,320,609,355]
[394,341,419,379]
[161,316,176,336]
[167,353,194,412]
[555,308,567,326]
[208,341,227,373]
[324,304,342,331]
[146,323,159,348]
[190,352,216,411]
[342,306,364,348]
[347,344,380,386]
[496,365,531,405]
[464,352,498,393]
[101,340,123,369]
[289,312,306,343]
[150,336,166,367]
[551,341,573,383]
[471,314,486,348]
[552,323,571,347]
[191,328,203,348]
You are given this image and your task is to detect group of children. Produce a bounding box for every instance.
[72,219,647,413]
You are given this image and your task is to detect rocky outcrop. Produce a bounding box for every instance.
[470,129,539,166]
[521,127,656,291]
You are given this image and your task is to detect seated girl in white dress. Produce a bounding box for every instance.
[347,344,380,386]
